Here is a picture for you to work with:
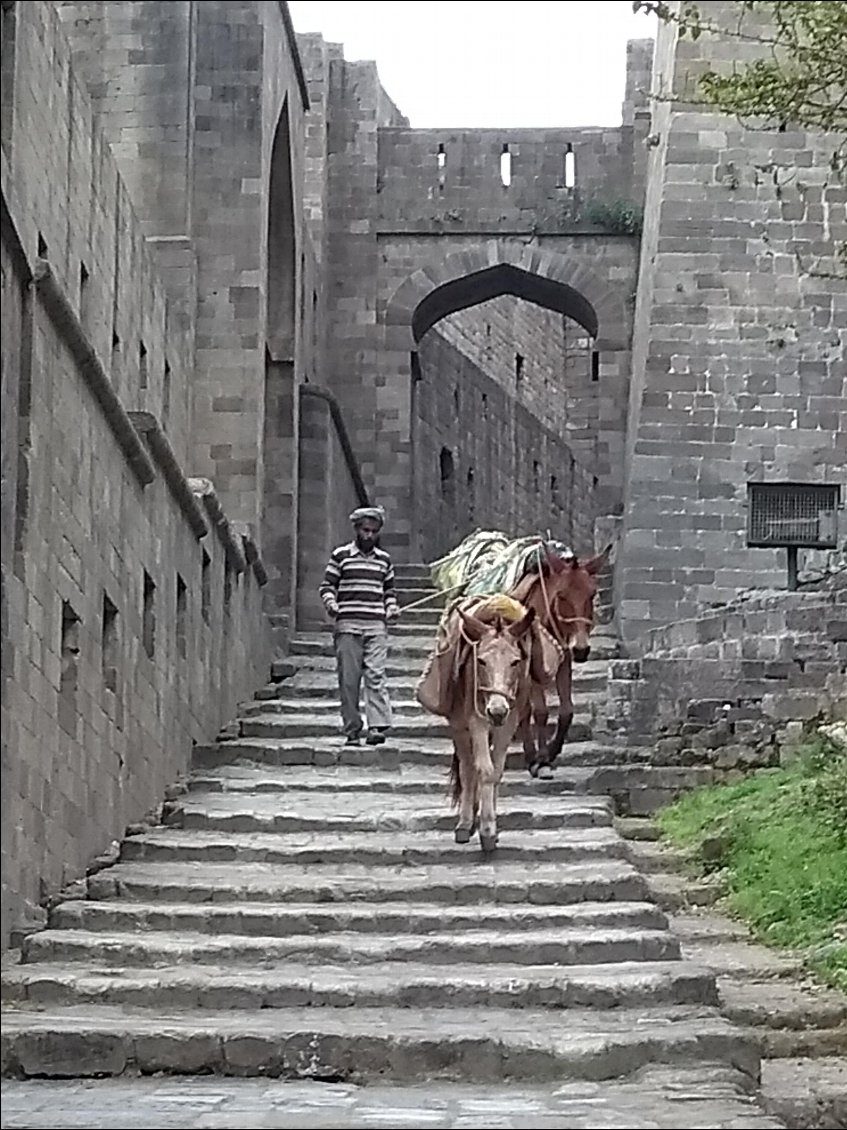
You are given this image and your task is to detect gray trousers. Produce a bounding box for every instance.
[334,630,392,736]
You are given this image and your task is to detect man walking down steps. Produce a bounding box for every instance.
[319,505,399,746]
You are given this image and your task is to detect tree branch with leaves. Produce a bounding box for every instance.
[634,1,846,276]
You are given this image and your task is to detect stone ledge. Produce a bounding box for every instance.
[32,259,155,488]
[128,412,208,540]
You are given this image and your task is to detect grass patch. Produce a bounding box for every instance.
[658,735,847,992]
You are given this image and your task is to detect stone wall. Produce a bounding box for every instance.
[618,2,847,646]
[414,330,596,563]
[434,297,595,475]
[315,37,648,560]
[0,0,272,947]
[601,575,846,768]
[295,387,366,629]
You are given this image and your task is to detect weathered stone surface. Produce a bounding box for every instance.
[0,1066,787,1129]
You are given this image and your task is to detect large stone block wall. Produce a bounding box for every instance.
[295,388,365,629]
[0,0,272,947]
[601,576,846,768]
[414,330,596,563]
[433,297,597,488]
[315,37,647,560]
[618,3,847,646]
[377,126,640,231]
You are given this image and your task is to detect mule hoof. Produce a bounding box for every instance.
[454,827,472,844]
[479,832,497,853]
[537,764,554,780]
[528,762,540,778]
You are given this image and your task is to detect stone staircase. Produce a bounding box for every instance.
[1,565,785,1125]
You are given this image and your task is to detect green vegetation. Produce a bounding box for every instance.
[634,1,847,136]
[658,735,847,991]
[582,199,644,236]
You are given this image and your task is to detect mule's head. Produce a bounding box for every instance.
[458,607,535,726]
[547,545,611,663]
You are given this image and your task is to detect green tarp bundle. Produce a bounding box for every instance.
[429,529,573,599]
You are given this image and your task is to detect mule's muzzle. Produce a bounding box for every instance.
[572,645,591,663]
[485,695,510,726]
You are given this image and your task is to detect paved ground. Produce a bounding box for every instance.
[0,1067,785,1129]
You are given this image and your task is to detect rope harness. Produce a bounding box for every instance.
[533,546,593,652]
[457,621,528,723]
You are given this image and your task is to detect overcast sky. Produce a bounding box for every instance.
[288,1,657,129]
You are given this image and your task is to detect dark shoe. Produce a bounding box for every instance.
[366,729,388,746]
[344,733,363,747]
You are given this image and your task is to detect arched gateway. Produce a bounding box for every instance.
[372,240,630,558]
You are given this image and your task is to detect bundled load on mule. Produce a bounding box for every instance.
[430,529,574,600]
[418,529,612,784]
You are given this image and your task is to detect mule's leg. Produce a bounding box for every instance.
[485,713,521,851]
[519,702,538,775]
[452,727,477,843]
[524,684,547,778]
[544,655,574,768]
[470,716,498,852]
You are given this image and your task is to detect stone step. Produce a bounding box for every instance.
[0,1005,760,1082]
[185,763,610,796]
[0,1067,788,1127]
[45,898,666,940]
[760,1055,847,1128]
[88,859,652,908]
[394,586,446,605]
[3,960,717,1013]
[682,939,804,980]
[167,792,615,835]
[240,689,607,720]
[719,978,847,1059]
[21,925,682,970]
[198,736,644,773]
[237,713,594,743]
[254,661,611,700]
[118,826,628,868]
[288,634,621,661]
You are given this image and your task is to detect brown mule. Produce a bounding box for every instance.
[510,544,611,778]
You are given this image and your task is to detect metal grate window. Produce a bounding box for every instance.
[747,482,840,549]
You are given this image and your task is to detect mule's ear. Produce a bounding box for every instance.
[508,606,536,640]
[584,543,613,575]
[457,607,487,641]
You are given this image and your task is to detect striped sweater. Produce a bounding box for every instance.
[319,542,399,627]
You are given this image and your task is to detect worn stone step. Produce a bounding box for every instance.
[118,826,628,867]
[185,763,611,797]
[682,939,804,979]
[21,925,682,970]
[45,898,666,940]
[3,960,717,1013]
[720,978,847,1057]
[0,1066,788,1128]
[670,912,749,944]
[289,634,621,662]
[168,792,615,835]
[198,736,637,774]
[760,1055,847,1128]
[0,1005,760,1082]
[88,859,651,907]
[237,711,595,743]
[240,690,607,721]
[646,873,722,912]
[251,668,611,706]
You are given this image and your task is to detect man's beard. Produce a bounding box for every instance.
[356,533,380,551]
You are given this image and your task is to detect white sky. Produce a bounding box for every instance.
[288,1,657,129]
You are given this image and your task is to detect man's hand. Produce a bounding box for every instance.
[386,606,400,624]
[325,600,339,620]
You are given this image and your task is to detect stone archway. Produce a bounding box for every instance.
[384,240,627,352]
[376,240,629,559]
